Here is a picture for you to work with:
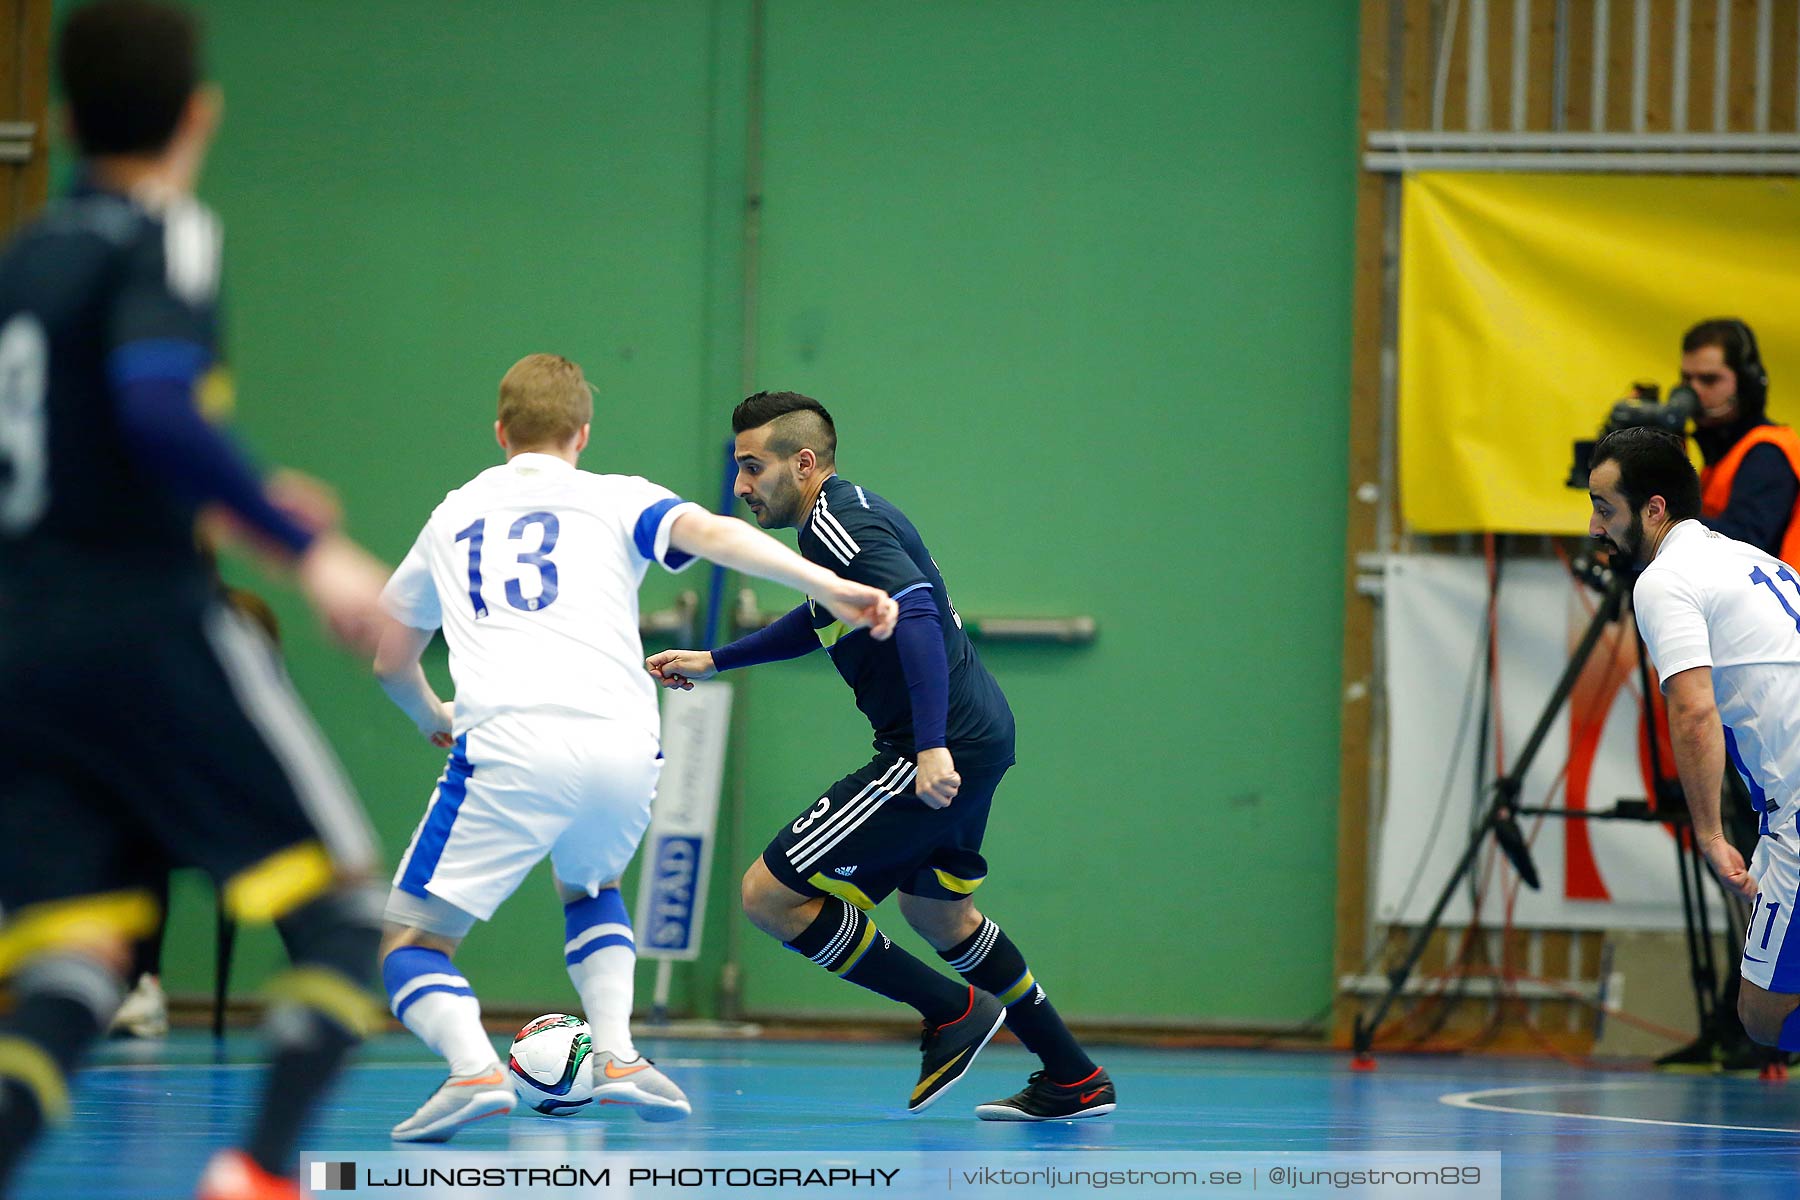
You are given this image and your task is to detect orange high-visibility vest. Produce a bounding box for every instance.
[1699,424,1800,569]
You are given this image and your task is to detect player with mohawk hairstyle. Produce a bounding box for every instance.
[650,391,1115,1120]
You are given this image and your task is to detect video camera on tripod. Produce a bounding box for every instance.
[1568,380,1702,487]
[1354,378,1734,1063]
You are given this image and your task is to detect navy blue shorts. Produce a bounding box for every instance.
[0,602,376,934]
[761,751,1008,910]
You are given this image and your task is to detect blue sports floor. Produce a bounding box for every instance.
[14,1032,1800,1199]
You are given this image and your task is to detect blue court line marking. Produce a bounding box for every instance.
[1439,1082,1800,1134]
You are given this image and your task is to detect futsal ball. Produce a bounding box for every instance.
[507,1013,595,1115]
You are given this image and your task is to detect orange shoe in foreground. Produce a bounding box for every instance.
[195,1150,298,1200]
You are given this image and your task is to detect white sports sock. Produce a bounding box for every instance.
[568,942,638,1058]
[400,989,499,1077]
[385,948,499,1077]
[564,889,640,1057]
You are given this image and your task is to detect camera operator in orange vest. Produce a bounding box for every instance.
[1687,318,1799,565]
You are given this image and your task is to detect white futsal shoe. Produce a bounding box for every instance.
[589,1049,691,1121]
[390,1064,517,1142]
[110,972,169,1039]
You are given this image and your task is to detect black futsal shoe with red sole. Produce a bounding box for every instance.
[908,987,1006,1113]
[975,1066,1116,1121]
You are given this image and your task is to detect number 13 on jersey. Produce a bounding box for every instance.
[455,511,560,617]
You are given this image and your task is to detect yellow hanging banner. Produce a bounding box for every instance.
[1399,172,1800,533]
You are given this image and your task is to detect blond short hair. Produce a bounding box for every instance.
[497,354,593,450]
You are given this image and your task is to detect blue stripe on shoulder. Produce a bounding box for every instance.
[633,497,686,563]
[107,338,210,386]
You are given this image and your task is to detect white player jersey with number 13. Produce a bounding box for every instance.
[381,452,700,739]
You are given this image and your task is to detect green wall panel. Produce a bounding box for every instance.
[153,0,732,1013]
[726,1,1358,1026]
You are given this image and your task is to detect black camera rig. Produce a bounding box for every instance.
[1568,381,1700,487]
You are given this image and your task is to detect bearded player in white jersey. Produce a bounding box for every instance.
[1588,427,1800,1053]
[371,355,898,1141]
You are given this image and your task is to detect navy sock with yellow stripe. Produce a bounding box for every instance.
[246,888,382,1177]
[0,954,121,1188]
[785,898,967,1025]
[940,919,1095,1082]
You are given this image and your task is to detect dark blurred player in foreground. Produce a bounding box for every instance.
[0,3,391,1196]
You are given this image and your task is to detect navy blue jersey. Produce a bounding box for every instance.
[0,188,225,615]
[798,474,1014,766]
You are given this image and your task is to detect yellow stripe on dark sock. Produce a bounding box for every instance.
[0,891,160,979]
[785,897,967,1023]
[0,1038,68,1123]
[224,841,335,922]
[997,970,1037,1007]
[938,920,1096,1081]
[834,920,879,976]
[265,966,385,1038]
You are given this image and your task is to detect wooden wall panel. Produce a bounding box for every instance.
[1565,1,1600,129]
[1773,1,1799,131]
[1689,0,1723,129]
[1442,0,1472,128]
[1369,1,1800,138]
[1402,0,1436,127]
[1334,0,1396,1047]
[1487,0,1519,130]
[1727,0,1759,129]
[1646,0,1678,131]
[0,0,51,239]
[1527,0,1560,128]
[1605,0,1637,129]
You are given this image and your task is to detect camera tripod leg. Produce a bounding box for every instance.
[1352,806,1507,1059]
[1351,575,1628,1061]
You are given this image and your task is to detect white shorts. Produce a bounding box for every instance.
[389,712,662,924]
[1742,820,1800,994]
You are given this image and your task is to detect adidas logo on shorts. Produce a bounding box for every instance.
[834,865,858,876]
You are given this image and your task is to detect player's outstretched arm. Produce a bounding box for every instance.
[649,601,822,690]
[646,648,716,691]
[295,532,392,657]
[111,356,390,653]
[667,510,897,639]
[1664,666,1756,898]
[889,590,957,808]
[372,617,455,747]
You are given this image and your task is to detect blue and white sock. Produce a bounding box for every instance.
[382,947,497,1076]
[564,889,638,1057]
